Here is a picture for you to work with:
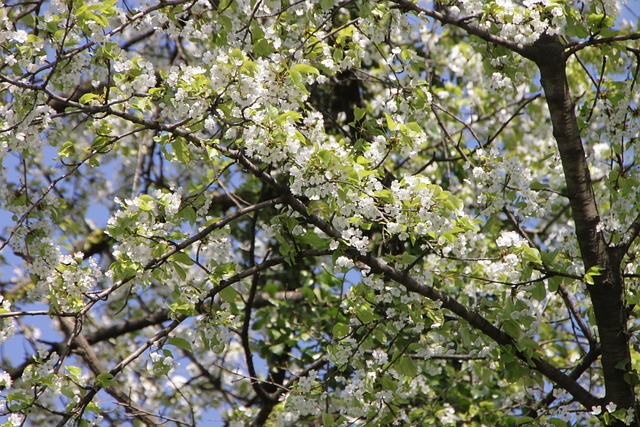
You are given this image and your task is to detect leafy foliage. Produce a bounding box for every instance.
[0,0,639,426]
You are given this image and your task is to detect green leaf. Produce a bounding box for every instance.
[269,342,286,355]
[320,0,333,10]
[168,302,196,316]
[168,336,193,352]
[614,358,630,370]
[333,48,344,63]
[253,38,274,57]
[530,181,550,190]
[289,70,305,92]
[297,231,329,248]
[584,265,605,285]
[275,111,302,125]
[219,286,237,303]
[96,373,114,388]
[332,323,350,338]
[79,92,100,104]
[137,194,155,212]
[532,281,546,301]
[86,401,101,414]
[404,121,423,137]
[396,356,418,377]
[172,137,191,163]
[401,48,413,61]
[540,249,559,266]
[547,418,568,427]
[566,13,589,38]
[587,13,615,30]
[173,263,187,281]
[59,140,76,158]
[172,251,194,266]
[290,63,319,75]
[502,320,521,338]
[623,371,640,385]
[548,275,562,293]
[384,112,397,131]
[181,206,197,225]
[355,304,375,323]
[372,327,387,345]
[66,366,82,382]
[516,245,542,266]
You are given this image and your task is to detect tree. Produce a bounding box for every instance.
[0,0,639,425]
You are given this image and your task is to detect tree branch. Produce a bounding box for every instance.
[620,212,640,252]
[271,193,602,410]
[54,319,182,427]
[565,32,640,57]
[349,250,602,411]
[526,344,601,418]
[390,0,526,55]
[7,310,170,382]
[59,318,164,427]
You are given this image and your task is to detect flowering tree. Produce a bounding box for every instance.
[1,0,639,425]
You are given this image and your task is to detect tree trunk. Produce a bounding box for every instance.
[524,35,636,422]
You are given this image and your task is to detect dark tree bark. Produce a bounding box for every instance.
[523,35,637,423]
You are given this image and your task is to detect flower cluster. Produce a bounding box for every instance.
[456,0,567,44]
